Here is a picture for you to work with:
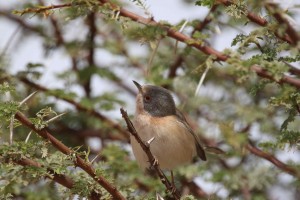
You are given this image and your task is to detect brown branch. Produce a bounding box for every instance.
[251,65,300,89]
[0,10,48,37]
[13,3,73,15]
[180,177,208,199]
[15,157,101,199]
[168,56,184,79]
[37,0,65,46]
[218,0,268,26]
[19,77,129,141]
[15,157,74,189]
[12,2,300,88]
[266,3,300,45]
[192,4,219,34]
[97,0,300,89]
[97,0,228,61]
[83,12,97,97]
[218,0,294,44]
[246,143,300,179]
[120,108,181,199]
[49,14,65,46]
[14,111,126,200]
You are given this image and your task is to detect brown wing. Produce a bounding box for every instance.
[175,109,207,161]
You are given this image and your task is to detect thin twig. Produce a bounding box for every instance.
[246,142,300,179]
[13,3,73,15]
[192,4,218,34]
[14,157,102,199]
[265,2,299,45]
[219,0,294,44]
[120,108,181,199]
[15,157,74,189]
[0,26,20,59]
[19,77,128,141]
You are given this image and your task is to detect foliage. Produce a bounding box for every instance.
[0,0,299,199]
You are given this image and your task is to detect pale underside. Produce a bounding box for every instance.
[131,113,196,170]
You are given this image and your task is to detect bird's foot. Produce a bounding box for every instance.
[150,157,159,169]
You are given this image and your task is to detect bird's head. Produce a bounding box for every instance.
[133,80,176,117]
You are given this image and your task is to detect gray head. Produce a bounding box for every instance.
[133,81,176,117]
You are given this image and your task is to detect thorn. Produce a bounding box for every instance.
[115,10,120,20]
[19,91,37,107]
[47,112,66,123]
[195,65,210,96]
[156,192,165,200]
[9,115,14,145]
[25,131,33,143]
[146,137,155,145]
[179,19,189,33]
[90,154,100,163]
[214,24,221,34]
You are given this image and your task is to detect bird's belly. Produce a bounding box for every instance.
[131,114,196,170]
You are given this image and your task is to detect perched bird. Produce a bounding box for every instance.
[131,81,206,171]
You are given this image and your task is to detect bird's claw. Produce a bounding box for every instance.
[150,157,159,169]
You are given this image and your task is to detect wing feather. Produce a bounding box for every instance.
[175,109,207,161]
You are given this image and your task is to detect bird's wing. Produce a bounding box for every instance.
[175,109,207,161]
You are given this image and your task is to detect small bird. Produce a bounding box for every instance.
[131,81,206,171]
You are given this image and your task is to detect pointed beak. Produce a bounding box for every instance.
[133,80,143,93]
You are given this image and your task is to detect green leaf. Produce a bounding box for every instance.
[195,0,215,7]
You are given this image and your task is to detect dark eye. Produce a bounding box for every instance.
[144,95,151,101]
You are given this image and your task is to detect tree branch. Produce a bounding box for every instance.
[19,77,129,141]
[15,157,74,189]
[219,0,294,44]
[265,3,299,45]
[192,4,219,34]
[97,0,300,88]
[251,65,300,89]
[246,143,300,179]
[13,1,300,89]
[14,111,126,200]
[120,108,181,199]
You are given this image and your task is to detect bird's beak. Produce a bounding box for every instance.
[133,80,143,93]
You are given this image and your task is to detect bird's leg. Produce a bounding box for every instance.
[145,137,159,168]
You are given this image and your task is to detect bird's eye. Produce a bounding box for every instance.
[144,95,151,101]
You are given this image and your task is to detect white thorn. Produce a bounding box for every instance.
[9,115,14,145]
[25,131,33,143]
[115,10,120,20]
[90,154,100,163]
[146,137,155,145]
[179,19,189,33]
[214,24,221,34]
[47,112,66,123]
[156,192,165,200]
[195,65,210,96]
[19,91,37,107]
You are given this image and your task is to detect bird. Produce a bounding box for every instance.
[131,80,206,171]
